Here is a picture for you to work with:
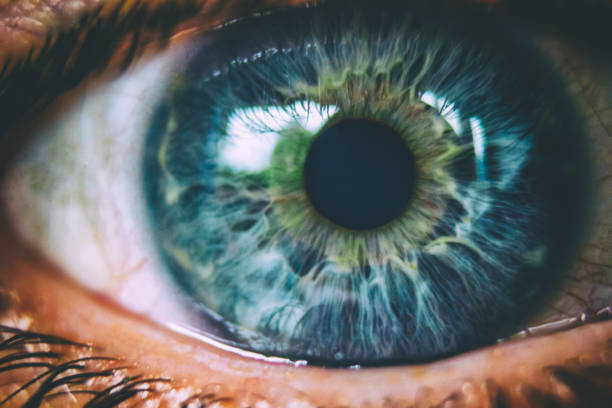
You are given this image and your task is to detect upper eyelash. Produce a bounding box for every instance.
[0,0,203,146]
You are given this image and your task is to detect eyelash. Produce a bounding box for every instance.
[0,324,174,407]
[1,326,611,407]
[0,0,204,146]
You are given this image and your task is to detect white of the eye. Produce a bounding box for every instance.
[1,42,206,327]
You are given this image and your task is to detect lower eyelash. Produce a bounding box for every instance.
[0,324,172,407]
[0,324,610,407]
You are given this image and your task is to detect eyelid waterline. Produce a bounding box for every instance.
[166,322,311,367]
[498,305,612,343]
[162,305,612,369]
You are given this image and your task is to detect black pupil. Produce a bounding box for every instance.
[303,119,417,230]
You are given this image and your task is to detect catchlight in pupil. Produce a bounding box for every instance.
[303,119,416,230]
[142,4,592,366]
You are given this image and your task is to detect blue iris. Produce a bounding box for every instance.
[142,3,592,365]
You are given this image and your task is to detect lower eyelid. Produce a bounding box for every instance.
[0,227,610,407]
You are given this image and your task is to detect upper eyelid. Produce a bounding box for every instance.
[0,0,283,59]
[0,0,302,78]
[2,0,611,135]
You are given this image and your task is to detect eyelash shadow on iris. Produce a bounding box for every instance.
[141,2,594,366]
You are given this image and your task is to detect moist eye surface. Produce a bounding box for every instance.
[142,3,593,366]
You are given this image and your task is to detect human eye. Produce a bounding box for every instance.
[0,0,611,407]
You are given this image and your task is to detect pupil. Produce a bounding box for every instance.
[303,118,417,230]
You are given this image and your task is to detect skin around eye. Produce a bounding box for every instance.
[0,0,611,407]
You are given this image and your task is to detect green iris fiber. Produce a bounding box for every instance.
[268,124,313,196]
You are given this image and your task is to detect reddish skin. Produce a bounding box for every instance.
[0,0,611,407]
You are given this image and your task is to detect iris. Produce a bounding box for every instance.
[143,3,591,365]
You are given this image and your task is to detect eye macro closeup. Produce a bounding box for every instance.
[0,0,611,407]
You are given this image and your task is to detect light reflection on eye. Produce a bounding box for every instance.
[219,101,338,172]
[0,0,611,406]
